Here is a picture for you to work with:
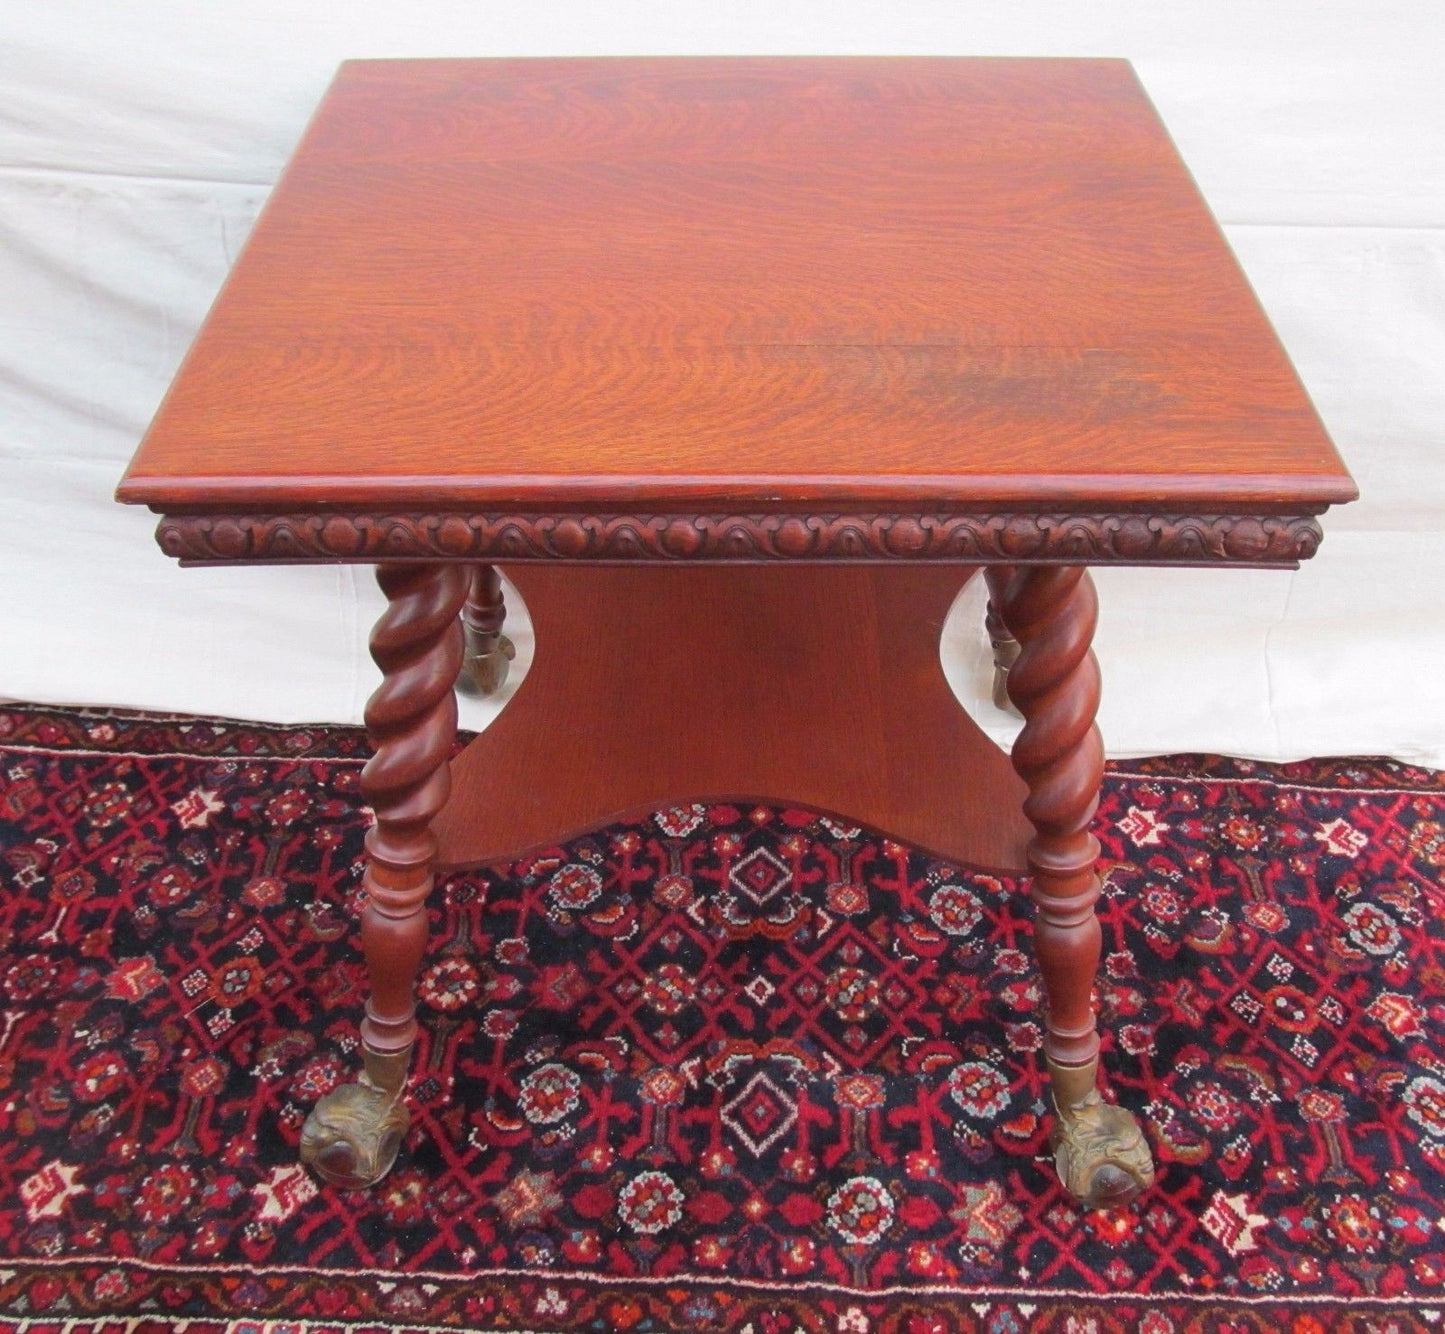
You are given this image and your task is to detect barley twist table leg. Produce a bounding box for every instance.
[983,566,1021,712]
[999,565,1155,1209]
[300,562,468,1188]
[458,564,515,695]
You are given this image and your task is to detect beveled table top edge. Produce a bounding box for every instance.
[116,467,1357,513]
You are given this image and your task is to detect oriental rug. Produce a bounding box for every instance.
[1,704,1444,1333]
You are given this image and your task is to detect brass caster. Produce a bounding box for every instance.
[300,1077,409,1189]
[459,631,516,696]
[1050,1089,1155,1210]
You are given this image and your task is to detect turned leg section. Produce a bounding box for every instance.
[999,565,1154,1209]
[458,564,516,695]
[300,563,468,1188]
[984,566,1021,713]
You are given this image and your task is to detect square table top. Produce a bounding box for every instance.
[118,56,1355,523]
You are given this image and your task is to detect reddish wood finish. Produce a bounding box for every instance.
[999,566,1106,1070]
[154,509,1327,568]
[115,59,1357,1202]
[117,57,1354,517]
[462,565,506,641]
[357,564,467,1058]
[984,565,1016,658]
[983,565,1020,709]
[432,565,1032,872]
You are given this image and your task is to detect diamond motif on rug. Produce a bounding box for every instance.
[728,845,793,906]
[720,1068,799,1157]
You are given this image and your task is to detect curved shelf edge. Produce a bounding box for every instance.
[432,563,1031,875]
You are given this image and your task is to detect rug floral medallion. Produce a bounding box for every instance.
[1,705,1443,1334]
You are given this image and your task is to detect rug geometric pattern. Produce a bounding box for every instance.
[1,705,1443,1332]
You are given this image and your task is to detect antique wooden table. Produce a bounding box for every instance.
[118,57,1355,1209]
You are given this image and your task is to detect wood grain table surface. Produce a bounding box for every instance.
[118,57,1355,523]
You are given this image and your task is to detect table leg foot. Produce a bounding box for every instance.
[999,565,1154,1209]
[1047,1056,1155,1209]
[299,562,466,1188]
[990,640,1020,712]
[462,630,515,694]
[459,564,515,695]
[300,1045,411,1189]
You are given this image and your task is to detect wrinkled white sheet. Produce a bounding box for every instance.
[2,1,1442,765]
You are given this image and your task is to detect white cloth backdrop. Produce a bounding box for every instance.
[2,1,1443,764]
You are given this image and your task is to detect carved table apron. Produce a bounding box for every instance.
[117,58,1356,1211]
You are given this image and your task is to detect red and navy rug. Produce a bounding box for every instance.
[1,704,1444,1333]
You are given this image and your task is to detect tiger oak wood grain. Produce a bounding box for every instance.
[117,57,1354,515]
[432,564,1032,872]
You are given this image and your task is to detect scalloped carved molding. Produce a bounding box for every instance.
[156,510,1324,567]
